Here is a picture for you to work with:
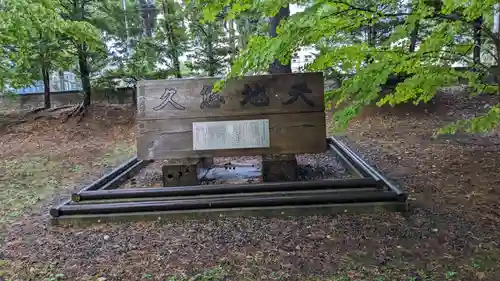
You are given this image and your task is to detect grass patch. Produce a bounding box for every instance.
[0,155,61,221]
[100,142,136,167]
[0,141,135,226]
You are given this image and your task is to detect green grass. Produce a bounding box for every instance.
[0,155,62,221]
[0,142,135,225]
[100,142,136,167]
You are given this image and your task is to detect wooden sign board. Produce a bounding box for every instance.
[137,72,327,160]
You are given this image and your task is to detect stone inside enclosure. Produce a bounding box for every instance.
[199,158,262,184]
[296,151,352,180]
[261,154,299,182]
[122,152,351,189]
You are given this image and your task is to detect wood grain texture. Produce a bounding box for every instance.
[137,112,327,160]
[137,72,326,160]
[136,72,324,120]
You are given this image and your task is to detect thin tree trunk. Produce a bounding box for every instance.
[473,16,482,65]
[59,70,65,91]
[237,19,249,50]
[368,23,376,47]
[162,0,181,78]
[494,4,500,34]
[409,21,420,52]
[207,24,215,77]
[494,6,500,94]
[132,87,137,108]
[78,45,91,107]
[140,0,156,37]
[227,20,236,63]
[365,18,376,64]
[73,0,91,107]
[42,66,51,108]
[268,6,291,74]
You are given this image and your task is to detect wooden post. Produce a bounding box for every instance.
[161,157,213,187]
[261,154,298,182]
[262,4,299,182]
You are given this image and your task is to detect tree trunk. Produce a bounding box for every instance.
[207,24,215,77]
[162,0,181,78]
[263,5,297,183]
[494,4,500,34]
[132,87,137,108]
[78,45,91,107]
[409,21,420,52]
[268,6,292,74]
[59,70,65,91]
[42,66,51,108]
[365,18,376,64]
[473,16,482,65]
[368,24,376,47]
[73,0,91,107]
[140,0,156,37]
[494,6,500,93]
[227,20,236,63]
[237,19,249,50]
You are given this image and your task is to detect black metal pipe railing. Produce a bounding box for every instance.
[50,138,408,220]
[328,137,407,198]
[69,187,382,205]
[52,190,402,217]
[328,143,373,178]
[328,138,380,180]
[51,157,141,212]
[328,142,368,178]
[99,160,151,190]
[71,178,382,202]
[83,156,139,191]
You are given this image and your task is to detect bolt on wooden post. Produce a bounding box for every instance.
[136,72,327,186]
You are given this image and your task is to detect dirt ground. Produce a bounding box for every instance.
[0,104,137,228]
[1,90,500,281]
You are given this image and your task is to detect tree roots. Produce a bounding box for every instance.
[62,103,87,123]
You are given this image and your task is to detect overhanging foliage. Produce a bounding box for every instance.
[192,0,500,134]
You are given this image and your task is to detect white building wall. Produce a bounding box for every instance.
[291,46,317,72]
[50,71,81,92]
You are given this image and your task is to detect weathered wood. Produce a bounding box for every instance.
[262,154,298,182]
[136,72,324,120]
[199,157,214,169]
[136,72,326,160]
[161,158,213,187]
[137,112,326,160]
[161,159,199,187]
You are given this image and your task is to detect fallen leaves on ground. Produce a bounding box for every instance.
[1,93,500,281]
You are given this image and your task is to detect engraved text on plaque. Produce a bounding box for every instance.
[192,119,270,150]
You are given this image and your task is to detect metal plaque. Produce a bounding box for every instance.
[192,119,270,150]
